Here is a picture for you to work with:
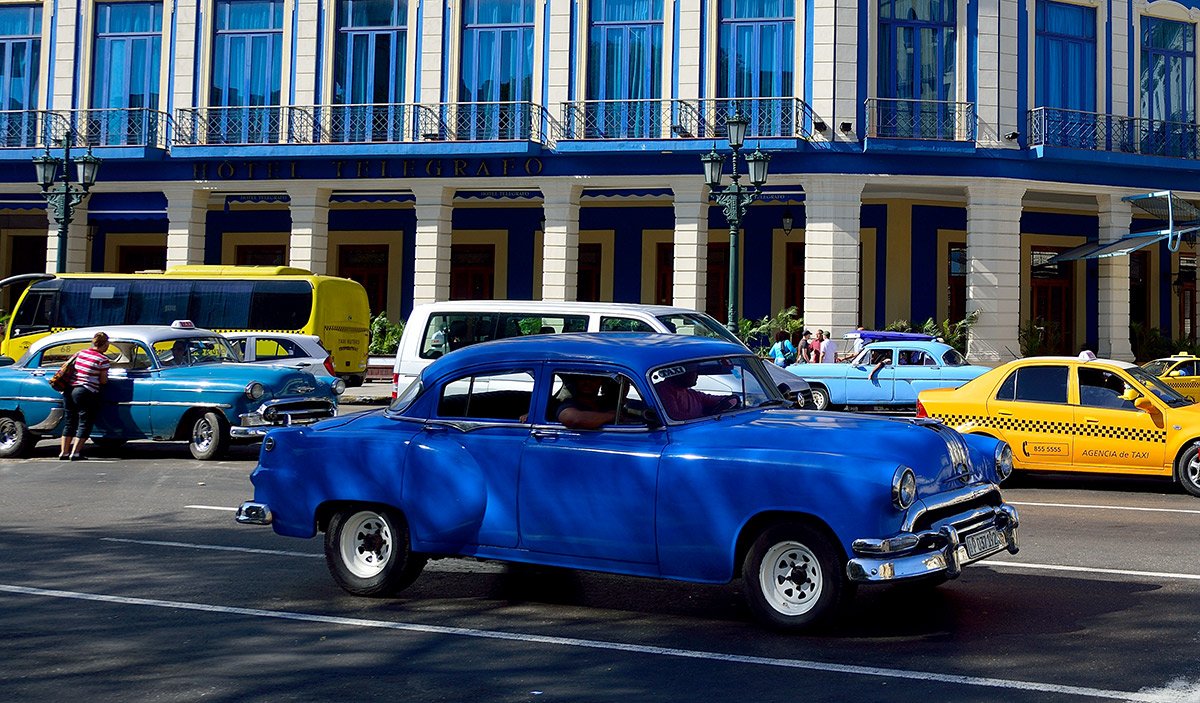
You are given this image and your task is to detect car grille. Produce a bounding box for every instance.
[797,388,814,409]
[908,485,1004,534]
[261,399,336,426]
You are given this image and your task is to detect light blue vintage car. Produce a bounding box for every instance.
[0,324,340,460]
[237,333,1018,631]
[790,333,989,411]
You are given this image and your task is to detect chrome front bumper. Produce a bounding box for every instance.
[235,501,272,525]
[846,503,1019,583]
[231,398,336,438]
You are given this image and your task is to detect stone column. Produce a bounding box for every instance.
[800,177,865,335]
[291,1,320,106]
[49,0,79,112]
[670,180,710,312]
[44,202,88,273]
[810,0,859,141]
[411,183,454,306]
[977,0,1020,146]
[540,182,583,301]
[1097,194,1134,361]
[287,185,332,275]
[965,182,1025,363]
[165,188,208,268]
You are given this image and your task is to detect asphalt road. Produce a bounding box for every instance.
[2,431,1199,703]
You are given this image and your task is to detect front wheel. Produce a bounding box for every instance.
[0,414,33,458]
[810,386,833,411]
[1175,443,1200,498]
[742,522,851,631]
[189,410,230,460]
[325,506,426,596]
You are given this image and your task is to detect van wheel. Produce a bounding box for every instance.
[347,374,365,388]
[0,414,33,458]
[189,411,230,460]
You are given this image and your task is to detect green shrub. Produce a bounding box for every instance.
[737,306,804,355]
[883,311,979,354]
[1018,317,1063,357]
[368,312,404,356]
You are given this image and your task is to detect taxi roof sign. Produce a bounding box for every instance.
[170,320,196,329]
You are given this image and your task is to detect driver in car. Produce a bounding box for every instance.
[654,366,738,421]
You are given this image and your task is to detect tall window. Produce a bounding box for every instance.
[459,0,535,139]
[716,0,794,137]
[877,0,957,138]
[0,5,41,147]
[1035,1,1095,110]
[585,0,663,138]
[332,0,408,141]
[209,0,284,143]
[1141,16,1196,157]
[92,2,162,146]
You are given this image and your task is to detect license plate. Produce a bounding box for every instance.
[964,527,1005,559]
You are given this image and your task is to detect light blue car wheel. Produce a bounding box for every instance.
[0,415,32,458]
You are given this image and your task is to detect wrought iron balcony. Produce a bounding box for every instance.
[0,110,66,148]
[1028,106,1200,159]
[559,97,818,140]
[70,108,173,148]
[416,101,556,145]
[307,103,420,143]
[866,98,976,141]
[175,106,293,145]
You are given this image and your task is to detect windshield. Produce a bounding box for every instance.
[1141,360,1171,377]
[655,313,743,346]
[388,378,423,414]
[1126,366,1193,407]
[152,336,240,366]
[649,355,782,422]
[941,349,968,366]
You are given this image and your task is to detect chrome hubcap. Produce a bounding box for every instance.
[1186,455,1200,487]
[340,512,393,579]
[193,418,213,450]
[0,419,17,449]
[759,540,823,616]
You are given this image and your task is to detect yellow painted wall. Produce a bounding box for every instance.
[770,228,804,315]
[221,232,288,264]
[936,229,967,322]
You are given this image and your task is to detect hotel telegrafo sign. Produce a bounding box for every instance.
[191,158,545,182]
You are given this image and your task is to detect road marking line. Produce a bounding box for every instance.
[0,582,1178,702]
[1009,501,1200,516]
[988,561,1200,582]
[184,505,237,512]
[100,537,321,559]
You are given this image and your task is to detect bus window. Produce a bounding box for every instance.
[129,280,193,324]
[10,287,56,336]
[190,280,254,328]
[249,281,312,330]
[59,280,131,327]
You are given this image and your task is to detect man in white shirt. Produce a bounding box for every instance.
[819,330,838,363]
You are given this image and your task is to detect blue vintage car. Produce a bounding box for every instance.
[237,333,1018,630]
[789,334,989,411]
[0,324,340,460]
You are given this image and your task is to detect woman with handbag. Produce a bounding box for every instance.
[59,331,111,460]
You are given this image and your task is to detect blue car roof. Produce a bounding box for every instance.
[845,330,936,343]
[423,333,750,378]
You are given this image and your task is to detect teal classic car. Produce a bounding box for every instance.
[0,323,340,459]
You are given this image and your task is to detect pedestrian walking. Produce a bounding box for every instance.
[59,331,110,461]
[819,330,838,363]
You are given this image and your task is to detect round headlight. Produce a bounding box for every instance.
[332,378,347,395]
[892,466,917,510]
[245,382,265,400]
[995,442,1014,482]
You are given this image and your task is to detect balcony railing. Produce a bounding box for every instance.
[1029,106,1200,159]
[417,102,556,144]
[867,98,976,141]
[559,97,818,140]
[175,106,294,145]
[308,103,419,143]
[70,108,173,148]
[0,110,66,148]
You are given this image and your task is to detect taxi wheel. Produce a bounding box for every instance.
[0,414,32,458]
[189,411,230,461]
[810,386,833,411]
[325,506,427,597]
[742,522,851,631]
[1175,444,1200,498]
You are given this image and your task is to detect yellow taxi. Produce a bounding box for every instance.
[916,351,1200,497]
[1142,353,1200,400]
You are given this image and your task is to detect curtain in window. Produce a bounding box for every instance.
[92,3,162,145]
[1141,16,1195,157]
[209,0,284,143]
[0,5,39,146]
[586,0,663,137]
[716,0,794,136]
[460,0,535,139]
[1035,0,1095,110]
[877,0,956,138]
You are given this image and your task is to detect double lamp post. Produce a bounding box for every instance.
[33,130,101,274]
[700,111,772,334]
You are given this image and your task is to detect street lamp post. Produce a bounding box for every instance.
[34,130,101,274]
[701,111,770,333]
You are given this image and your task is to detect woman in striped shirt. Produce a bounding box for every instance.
[60,331,111,461]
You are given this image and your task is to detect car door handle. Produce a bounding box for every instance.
[31,370,46,377]
[1084,417,1100,424]
[531,429,559,439]
[997,410,1013,417]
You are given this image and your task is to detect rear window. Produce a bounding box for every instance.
[600,316,655,332]
[995,365,1069,404]
[419,312,588,359]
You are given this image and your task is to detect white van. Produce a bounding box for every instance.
[391,300,812,406]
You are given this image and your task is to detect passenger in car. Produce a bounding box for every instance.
[555,375,618,429]
[654,368,737,421]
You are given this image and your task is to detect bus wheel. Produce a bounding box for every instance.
[0,414,32,458]
[189,411,230,461]
[346,374,365,388]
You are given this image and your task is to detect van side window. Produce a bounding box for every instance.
[600,317,655,332]
[420,313,500,359]
[496,315,589,339]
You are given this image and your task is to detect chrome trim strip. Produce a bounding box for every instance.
[0,396,62,403]
[902,483,1000,532]
[114,401,233,409]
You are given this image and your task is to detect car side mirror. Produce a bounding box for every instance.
[1134,396,1157,414]
[0,355,13,367]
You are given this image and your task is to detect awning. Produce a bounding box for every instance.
[1046,230,1172,263]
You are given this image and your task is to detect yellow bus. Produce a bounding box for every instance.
[0,265,371,385]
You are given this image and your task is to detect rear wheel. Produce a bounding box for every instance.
[189,411,230,460]
[742,522,851,631]
[810,386,833,411]
[1175,443,1200,498]
[0,414,32,458]
[324,506,426,596]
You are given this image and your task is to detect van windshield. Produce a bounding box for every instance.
[655,313,742,346]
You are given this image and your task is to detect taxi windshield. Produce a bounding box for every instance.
[153,336,240,367]
[1141,360,1172,377]
[1127,366,1193,407]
